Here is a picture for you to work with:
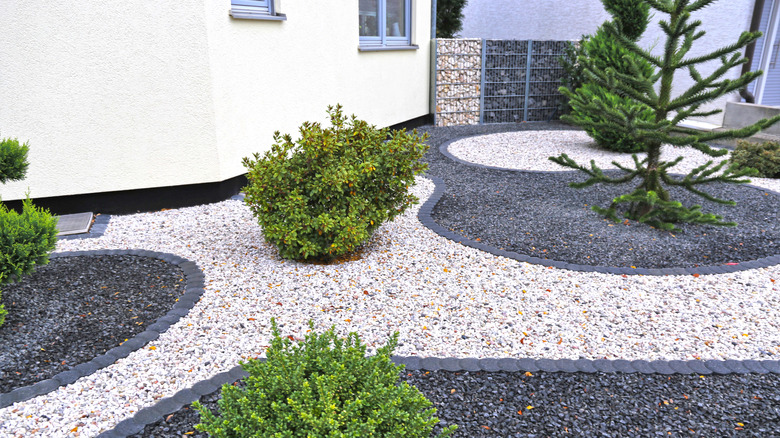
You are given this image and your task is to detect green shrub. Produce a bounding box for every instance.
[436,0,468,38]
[561,0,650,118]
[0,137,30,184]
[730,140,780,178]
[0,136,58,328]
[0,198,59,284]
[566,24,656,153]
[194,320,456,438]
[242,105,429,261]
[0,290,6,326]
[601,0,650,40]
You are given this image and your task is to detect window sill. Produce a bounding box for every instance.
[229,9,287,21]
[358,44,419,52]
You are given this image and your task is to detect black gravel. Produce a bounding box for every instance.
[420,122,780,269]
[131,369,780,437]
[0,255,184,394]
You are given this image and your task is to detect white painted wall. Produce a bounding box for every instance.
[203,0,433,181]
[0,0,432,201]
[460,0,611,40]
[459,0,756,125]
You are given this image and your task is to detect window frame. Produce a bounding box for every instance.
[359,0,416,50]
[230,0,286,21]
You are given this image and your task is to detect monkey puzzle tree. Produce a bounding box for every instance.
[551,0,780,231]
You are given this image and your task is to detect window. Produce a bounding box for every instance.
[359,0,416,50]
[230,0,286,21]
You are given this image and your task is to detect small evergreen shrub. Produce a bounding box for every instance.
[730,140,780,178]
[242,105,429,261]
[194,320,456,437]
[0,289,6,326]
[0,135,58,327]
[0,137,30,184]
[0,198,59,284]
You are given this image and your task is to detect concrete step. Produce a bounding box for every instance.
[56,212,93,236]
[678,118,780,148]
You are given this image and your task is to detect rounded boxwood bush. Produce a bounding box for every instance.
[194,320,456,437]
[242,105,429,261]
[730,139,780,178]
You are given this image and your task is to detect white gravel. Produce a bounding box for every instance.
[1,130,779,437]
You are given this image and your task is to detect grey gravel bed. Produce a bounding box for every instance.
[420,123,780,270]
[130,369,780,437]
[0,255,184,394]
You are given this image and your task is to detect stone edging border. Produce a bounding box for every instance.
[58,214,111,240]
[0,249,205,410]
[423,137,780,276]
[99,353,780,437]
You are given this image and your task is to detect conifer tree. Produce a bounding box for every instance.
[436,0,468,38]
[551,0,780,231]
[0,136,58,327]
[564,0,655,153]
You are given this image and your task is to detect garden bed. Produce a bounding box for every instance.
[2,123,779,437]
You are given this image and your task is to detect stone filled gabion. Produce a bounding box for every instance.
[435,39,481,127]
[434,39,569,126]
[482,40,568,124]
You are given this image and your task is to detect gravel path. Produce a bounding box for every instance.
[1,123,779,437]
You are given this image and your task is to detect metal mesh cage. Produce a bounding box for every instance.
[526,40,569,122]
[433,39,570,126]
[482,40,529,124]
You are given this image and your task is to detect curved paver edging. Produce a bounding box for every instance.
[0,249,205,410]
[423,137,780,276]
[59,214,111,240]
[98,353,780,438]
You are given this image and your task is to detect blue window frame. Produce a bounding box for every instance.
[359,0,413,48]
[231,0,286,21]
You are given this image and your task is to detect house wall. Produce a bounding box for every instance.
[458,0,756,125]
[203,0,432,181]
[0,1,219,201]
[0,0,432,202]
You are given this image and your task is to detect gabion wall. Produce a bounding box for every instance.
[434,39,569,127]
[434,39,482,127]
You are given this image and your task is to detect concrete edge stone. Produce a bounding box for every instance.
[704,360,732,375]
[112,418,144,436]
[0,249,205,410]
[758,360,780,373]
[420,137,780,277]
[556,359,579,373]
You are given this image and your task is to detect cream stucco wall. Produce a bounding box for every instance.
[204,0,432,180]
[0,0,432,201]
[459,0,756,125]
[0,1,219,201]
